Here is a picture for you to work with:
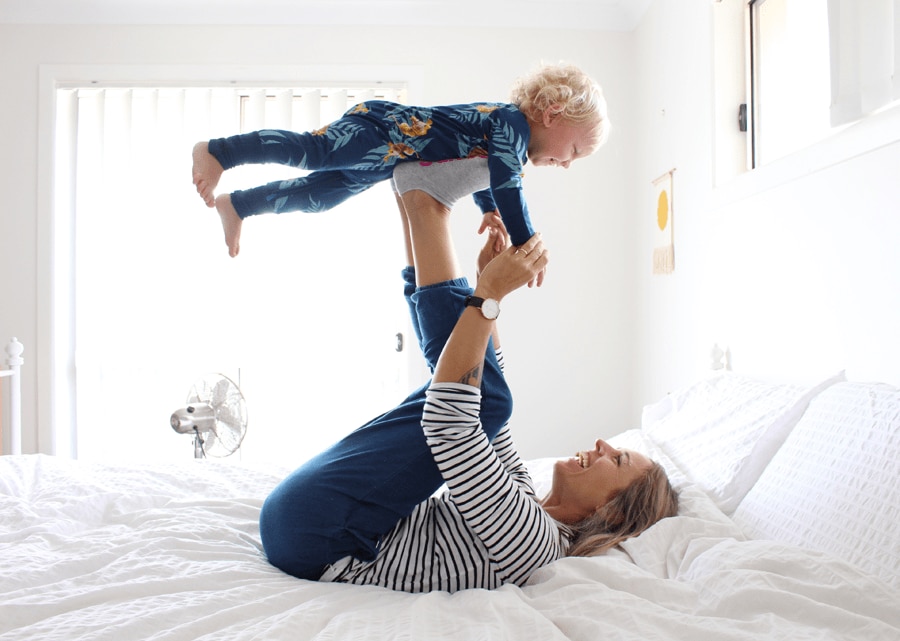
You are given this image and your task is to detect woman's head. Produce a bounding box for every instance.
[510,62,611,158]
[541,439,679,556]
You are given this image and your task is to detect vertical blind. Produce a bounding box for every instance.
[55,85,411,465]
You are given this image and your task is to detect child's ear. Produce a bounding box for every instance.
[541,104,565,127]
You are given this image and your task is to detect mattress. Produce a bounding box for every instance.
[2,450,898,641]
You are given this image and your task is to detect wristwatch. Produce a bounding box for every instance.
[465,295,500,320]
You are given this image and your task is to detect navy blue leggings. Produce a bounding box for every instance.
[258,269,513,580]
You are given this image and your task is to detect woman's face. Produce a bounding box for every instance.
[549,439,652,521]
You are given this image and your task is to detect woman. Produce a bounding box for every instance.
[259,159,678,593]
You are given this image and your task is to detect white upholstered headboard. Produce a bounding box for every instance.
[1,338,23,455]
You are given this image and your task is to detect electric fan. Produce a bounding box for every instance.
[170,374,248,458]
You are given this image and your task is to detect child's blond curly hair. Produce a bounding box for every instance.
[510,62,611,151]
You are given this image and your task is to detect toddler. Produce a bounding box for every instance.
[192,62,610,257]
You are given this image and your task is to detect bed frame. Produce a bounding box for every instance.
[1,337,23,456]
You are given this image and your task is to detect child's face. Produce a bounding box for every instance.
[527,113,598,169]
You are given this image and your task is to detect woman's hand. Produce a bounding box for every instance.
[478,211,547,288]
[474,232,549,302]
[432,232,547,387]
[433,233,548,387]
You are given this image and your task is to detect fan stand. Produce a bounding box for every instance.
[192,427,206,459]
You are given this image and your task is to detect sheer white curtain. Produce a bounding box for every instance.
[828,0,900,126]
[56,86,411,465]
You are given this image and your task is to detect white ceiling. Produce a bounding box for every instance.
[0,0,652,31]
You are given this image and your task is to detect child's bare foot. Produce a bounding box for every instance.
[215,194,243,257]
[192,141,224,208]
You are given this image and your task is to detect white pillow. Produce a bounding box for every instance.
[617,484,745,579]
[732,381,900,590]
[533,431,743,578]
[642,371,844,514]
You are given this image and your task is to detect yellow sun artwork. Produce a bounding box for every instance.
[652,169,675,274]
[657,189,669,231]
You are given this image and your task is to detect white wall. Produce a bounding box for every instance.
[631,0,900,408]
[0,23,635,460]
[7,1,896,464]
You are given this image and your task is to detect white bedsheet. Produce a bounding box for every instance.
[1,454,898,641]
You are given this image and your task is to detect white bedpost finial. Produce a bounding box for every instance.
[6,338,23,455]
[710,343,725,371]
[6,337,24,365]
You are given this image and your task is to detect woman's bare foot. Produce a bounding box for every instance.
[215,194,243,257]
[192,141,224,208]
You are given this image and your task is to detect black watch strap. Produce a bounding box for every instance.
[464,295,500,319]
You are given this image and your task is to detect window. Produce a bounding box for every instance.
[55,84,415,465]
[749,0,832,166]
[713,0,900,189]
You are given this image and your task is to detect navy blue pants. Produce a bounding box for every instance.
[258,269,513,580]
[209,126,395,217]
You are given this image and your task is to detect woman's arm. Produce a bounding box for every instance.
[431,232,547,387]
[491,424,535,495]
[422,384,562,586]
[477,212,508,354]
[474,218,533,486]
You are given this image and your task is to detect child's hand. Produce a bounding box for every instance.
[478,210,509,255]
[477,212,510,278]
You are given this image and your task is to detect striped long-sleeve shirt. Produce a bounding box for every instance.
[319,382,567,593]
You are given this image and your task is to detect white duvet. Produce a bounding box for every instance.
[1,454,898,641]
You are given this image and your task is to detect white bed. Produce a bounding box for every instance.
[2,342,899,640]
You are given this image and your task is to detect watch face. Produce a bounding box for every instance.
[481,298,500,320]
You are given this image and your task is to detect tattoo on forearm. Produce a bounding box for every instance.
[458,365,482,386]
